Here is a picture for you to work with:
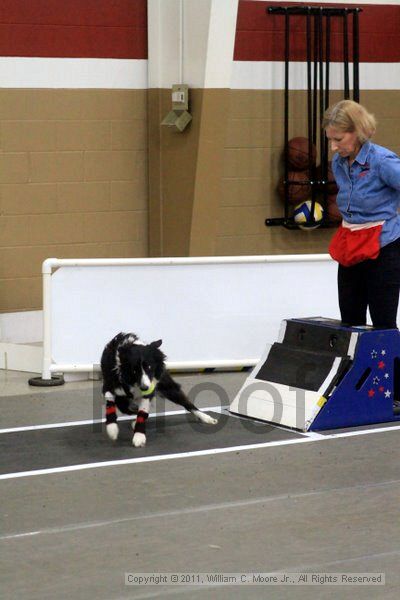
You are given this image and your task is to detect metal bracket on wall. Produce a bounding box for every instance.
[161,84,192,132]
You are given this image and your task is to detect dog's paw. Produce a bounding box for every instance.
[194,410,218,425]
[203,414,218,425]
[106,422,119,441]
[132,432,146,447]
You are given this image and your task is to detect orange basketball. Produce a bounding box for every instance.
[327,194,342,223]
[287,137,317,170]
[278,170,311,205]
[315,162,338,195]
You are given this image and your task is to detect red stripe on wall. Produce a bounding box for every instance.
[0,0,147,59]
[0,0,147,27]
[235,1,400,62]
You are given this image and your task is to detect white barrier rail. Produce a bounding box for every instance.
[40,254,339,380]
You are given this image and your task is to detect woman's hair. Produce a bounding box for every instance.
[322,100,376,143]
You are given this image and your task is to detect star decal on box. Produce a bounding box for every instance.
[366,347,391,400]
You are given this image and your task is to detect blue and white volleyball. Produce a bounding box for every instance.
[293,200,324,230]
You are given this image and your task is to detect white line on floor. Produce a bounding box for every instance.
[0,422,400,482]
[1,478,399,542]
[0,405,226,434]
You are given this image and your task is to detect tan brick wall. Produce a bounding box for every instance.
[217,90,400,256]
[0,89,148,312]
[2,85,400,313]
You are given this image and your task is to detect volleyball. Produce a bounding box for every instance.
[293,200,324,230]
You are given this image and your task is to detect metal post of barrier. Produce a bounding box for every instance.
[29,259,64,386]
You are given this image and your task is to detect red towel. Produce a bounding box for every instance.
[329,224,382,266]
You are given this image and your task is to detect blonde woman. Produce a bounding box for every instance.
[323,100,400,329]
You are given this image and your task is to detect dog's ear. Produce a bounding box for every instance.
[117,344,129,358]
[116,345,131,367]
[149,340,166,379]
[150,339,162,349]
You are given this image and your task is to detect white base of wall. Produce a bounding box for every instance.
[0,310,43,343]
[0,342,95,381]
[0,310,41,374]
[0,311,97,381]
[0,342,43,373]
[0,311,44,374]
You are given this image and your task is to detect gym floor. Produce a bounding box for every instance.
[1,369,400,600]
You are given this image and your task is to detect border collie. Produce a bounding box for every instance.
[101,333,218,447]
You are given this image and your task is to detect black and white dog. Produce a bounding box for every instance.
[101,332,218,447]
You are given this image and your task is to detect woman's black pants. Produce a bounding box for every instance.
[338,238,400,329]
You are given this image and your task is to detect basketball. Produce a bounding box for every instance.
[278,170,311,205]
[293,200,324,230]
[327,194,342,223]
[315,162,338,195]
[287,137,317,170]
